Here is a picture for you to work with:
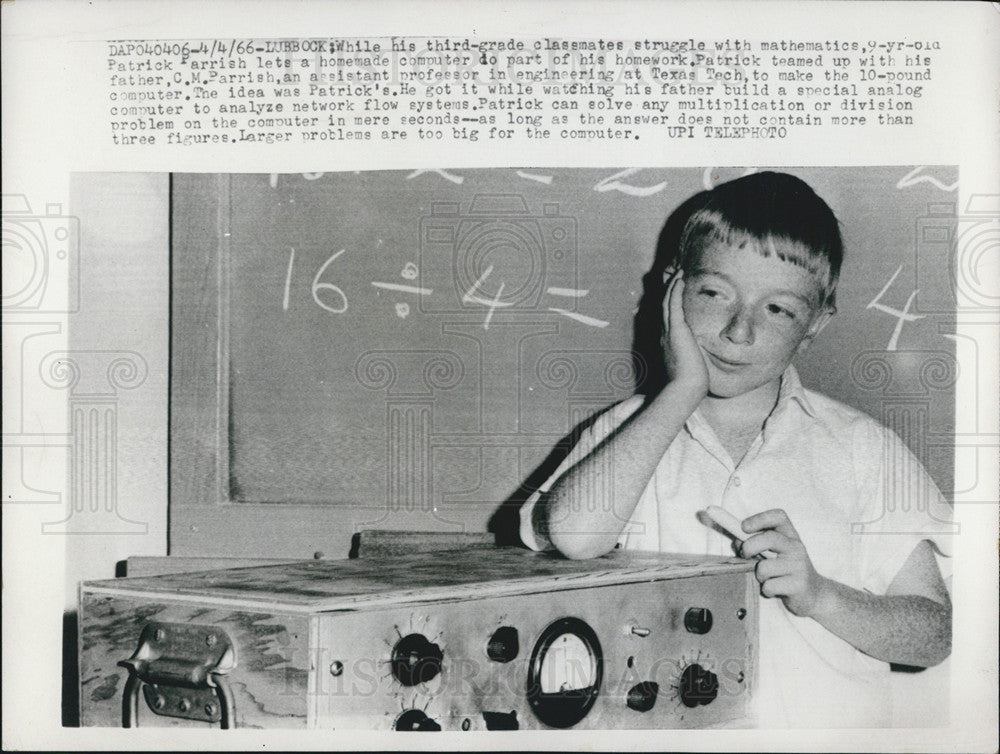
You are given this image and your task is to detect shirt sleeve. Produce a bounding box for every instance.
[853,419,955,593]
[519,396,645,551]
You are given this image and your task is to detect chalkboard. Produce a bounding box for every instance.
[171,167,957,557]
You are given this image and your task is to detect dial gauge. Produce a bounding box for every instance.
[527,617,603,728]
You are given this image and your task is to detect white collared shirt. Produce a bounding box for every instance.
[520,366,953,727]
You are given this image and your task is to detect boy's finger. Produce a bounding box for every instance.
[662,274,678,322]
[754,555,792,582]
[740,530,788,559]
[759,574,797,599]
[668,276,686,329]
[741,508,799,540]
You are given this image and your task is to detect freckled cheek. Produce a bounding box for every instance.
[681,295,724,341]
[758,326,809,364]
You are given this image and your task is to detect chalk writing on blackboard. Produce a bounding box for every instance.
[547,308,611,328]
[461,265,511,330]
[371,282,433,295]
[269,172,332,189]
[407,168,465,184]
[593,168,668,197]
[703,166,758,191]
[282,247,296,311]
[311,248,349,314]
[896,166,958,192]
[546,287,589,298]
[867,264,925,351]
[516,170,554,185]
[280,244,609,328]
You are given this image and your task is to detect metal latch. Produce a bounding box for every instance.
[118,621,237,728]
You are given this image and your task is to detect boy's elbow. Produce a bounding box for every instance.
[922,598,952,668]
[548,526,618,560]
[894,598,952,669]
[925,619,952,668]
[898,641,950,670]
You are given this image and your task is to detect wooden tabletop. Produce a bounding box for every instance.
[81,547,754,614]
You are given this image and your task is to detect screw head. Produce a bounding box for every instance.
[206,634,218,647]
[737,671,745,684]
[179,698,192,712]
[154,628,166,642]
[152,695,165,710]
[736,608,747,620]
[461,717,472,731]
[329,660,344,677]
[205,702,217,716]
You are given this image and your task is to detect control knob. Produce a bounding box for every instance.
[394,708,441,731]
[678,663,718,708]
[390,633,443,686]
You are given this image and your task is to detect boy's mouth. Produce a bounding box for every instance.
[706,351,750,370]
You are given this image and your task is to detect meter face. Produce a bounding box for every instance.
[539,631,597,693]
[527,618,603,728]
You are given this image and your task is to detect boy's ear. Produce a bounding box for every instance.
[797,307,834,354]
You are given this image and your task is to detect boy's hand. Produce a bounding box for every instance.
[662,271,709,398]
[740,509,831,618]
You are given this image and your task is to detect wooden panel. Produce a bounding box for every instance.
[79,594,310,728]
[170,174,229,514]
[350,529,495,558]
[82,548,754,613]
[126,556,299,577]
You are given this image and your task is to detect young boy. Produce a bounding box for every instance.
[519,171,952,727]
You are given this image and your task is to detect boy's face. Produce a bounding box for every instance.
[680,239,832,399]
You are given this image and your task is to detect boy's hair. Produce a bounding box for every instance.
[632,171,842,395]
[677,171,843,311]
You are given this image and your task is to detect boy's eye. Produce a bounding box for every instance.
[766,303,795,319]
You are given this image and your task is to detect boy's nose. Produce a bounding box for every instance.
[721,309,755,345]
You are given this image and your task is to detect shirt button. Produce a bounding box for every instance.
[732,476,742,487]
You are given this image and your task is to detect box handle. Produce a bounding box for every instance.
[118,621,236,728]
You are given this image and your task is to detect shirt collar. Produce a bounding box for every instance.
[774,365,819,419]
[684,364,818,440]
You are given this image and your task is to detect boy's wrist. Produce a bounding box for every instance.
[804,574,841,621]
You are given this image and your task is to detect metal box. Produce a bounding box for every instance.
[79,548,758,730]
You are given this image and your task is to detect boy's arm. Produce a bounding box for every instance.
[542,379,705,558]
[741,510,951,667]
[543,274,708,559]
